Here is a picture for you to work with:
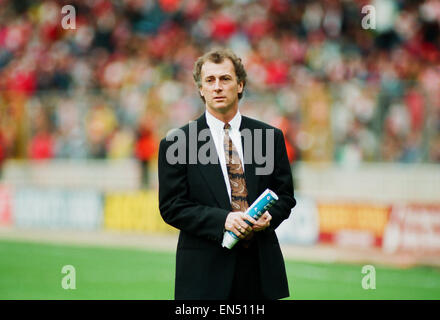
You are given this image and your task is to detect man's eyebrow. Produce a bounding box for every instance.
[204,74,233,79]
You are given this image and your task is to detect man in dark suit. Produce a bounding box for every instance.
[158,48,296,300]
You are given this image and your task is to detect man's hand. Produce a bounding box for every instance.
[225,211,256,239]
[252,211,272,232]
[225,211,272,239]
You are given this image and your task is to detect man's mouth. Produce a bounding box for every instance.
[214,96,226,101]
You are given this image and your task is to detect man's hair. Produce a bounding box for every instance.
[193,48,247,101]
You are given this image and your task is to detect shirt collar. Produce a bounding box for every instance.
[205,109,242,132]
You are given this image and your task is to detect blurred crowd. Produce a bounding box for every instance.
[0,0,440,177]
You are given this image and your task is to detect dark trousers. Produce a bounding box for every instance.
[228,241,265,300]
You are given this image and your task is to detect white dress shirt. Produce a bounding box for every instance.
[205,109,245,202]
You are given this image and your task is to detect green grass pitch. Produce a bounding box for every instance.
[1,239,439,300]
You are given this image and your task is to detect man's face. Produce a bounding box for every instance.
[199,59,243,120]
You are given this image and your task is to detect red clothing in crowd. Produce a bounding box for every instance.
[277,117,296,164]
[7,70,36,96]
[0,132,5,164]
[135,129,157,162]
[405,89,425,132]
[210,15,237,41]
[29,132,54,159]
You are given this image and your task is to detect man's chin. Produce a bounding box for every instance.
[209,103,229,112]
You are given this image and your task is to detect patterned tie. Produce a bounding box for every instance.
[224,123,253,246]
[223,123,249,212]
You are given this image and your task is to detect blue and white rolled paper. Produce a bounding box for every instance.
[222,188,279,249]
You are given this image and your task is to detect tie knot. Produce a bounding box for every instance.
[224,123,231,130]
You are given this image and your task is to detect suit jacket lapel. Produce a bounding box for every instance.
[195,114,231,210]
[194,113,259,209]
[240,116,259,205]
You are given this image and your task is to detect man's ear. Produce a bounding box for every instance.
[238,81,244,94]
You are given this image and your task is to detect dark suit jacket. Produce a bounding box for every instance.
[158,113,296,300]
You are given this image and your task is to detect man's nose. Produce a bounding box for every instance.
[214,79,222,91]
